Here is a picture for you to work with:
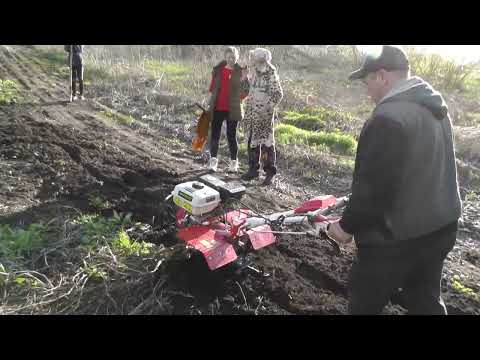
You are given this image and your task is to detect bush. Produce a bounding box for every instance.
[405,46,478,92]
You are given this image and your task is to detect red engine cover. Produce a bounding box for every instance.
[293,195,336,214]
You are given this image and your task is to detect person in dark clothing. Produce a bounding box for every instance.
[326,45,462,315]
[207,46,249,173]
[64,45,84,101]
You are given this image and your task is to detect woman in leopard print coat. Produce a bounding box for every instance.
[241,48,284,185]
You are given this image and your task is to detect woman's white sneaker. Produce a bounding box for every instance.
[208,157,218,172]
[227,159,239,173]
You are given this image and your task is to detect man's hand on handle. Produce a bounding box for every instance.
[326,220,353,245]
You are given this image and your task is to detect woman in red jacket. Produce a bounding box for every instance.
[207,46,249,172]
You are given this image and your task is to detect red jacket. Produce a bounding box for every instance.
[209,65,247,111]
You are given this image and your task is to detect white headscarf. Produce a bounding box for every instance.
[224,46,239,61]
[250,48,272,64]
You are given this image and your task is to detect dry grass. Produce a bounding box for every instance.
[0,209,184,315]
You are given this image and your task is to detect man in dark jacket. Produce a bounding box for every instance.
[64,45,85,101]
[326,45,462,314]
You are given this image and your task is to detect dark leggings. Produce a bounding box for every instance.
[209,111,238,160]
[247,132,277,176]
[71,65,84,96]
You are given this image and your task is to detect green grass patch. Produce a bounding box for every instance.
[0,223,47,258]
[72,212,151,257]
[451,275,480,301]
[144,60,192,77]
[143,60,201,96]
[33,47,114,85]
[282,106,356,132]
[465,191,478,202]
[464,112,480,125]
[73,214,117,243]
[337,156,355,170]
[0,79,21,105]
[84,66,112,82]
[276,124,357,155]
[282,110,326,131]
[99,106,135,126]
[83,264,108,280]
[238,142,248,156]
[463,75,480,99]
[88,194,110,210]
[36,48,66,67]
[0,261,44,289]
[161,136,188,149]
[54,64,112,83]
[73,211,132,244]
[112,230,153,257]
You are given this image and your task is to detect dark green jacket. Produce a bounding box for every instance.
[64,45,84,67]
[208,61,249,122]
[340,77,462,247]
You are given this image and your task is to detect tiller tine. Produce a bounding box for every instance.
[247,225,277,250]
[177,225,238,270]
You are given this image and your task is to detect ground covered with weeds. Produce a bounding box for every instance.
[0,45,479,315]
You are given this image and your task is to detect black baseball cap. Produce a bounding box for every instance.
[349,45,410,80]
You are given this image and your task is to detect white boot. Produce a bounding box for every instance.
[208,157,218,172]
[227,159,239,173]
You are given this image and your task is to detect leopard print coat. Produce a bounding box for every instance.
[243,63,283,147]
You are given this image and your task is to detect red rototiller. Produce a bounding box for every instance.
[166,175,349,274]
